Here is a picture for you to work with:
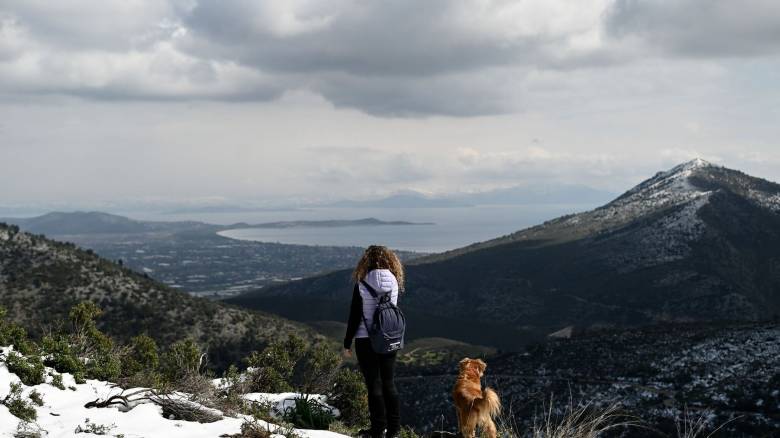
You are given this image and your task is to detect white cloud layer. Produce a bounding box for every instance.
[1,0,780,205]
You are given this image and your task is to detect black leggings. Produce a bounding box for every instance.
[355,337,400,434]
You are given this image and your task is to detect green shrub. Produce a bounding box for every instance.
[216,364,247,415]
[245,335,306,393]
[86,349,122,381]
[282,396,335,430]
[328,368,369,427]
[5,352,45,386]
[297,342,340,395]
[68,302,112,358]
[0,308,38,356]
[2,382,37,422]
[122,334,159,377]
[160,339,202,383]
[28,390,43,407]
[42,335,84,375]
[50,373,66,390]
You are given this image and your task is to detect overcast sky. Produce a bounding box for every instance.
[1,0,779,208]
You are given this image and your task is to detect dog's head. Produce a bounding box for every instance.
[459,357,487,377]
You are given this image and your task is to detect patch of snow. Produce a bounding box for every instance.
[1,347,349,438]
[606,192,711,272]
[747,189,780,212]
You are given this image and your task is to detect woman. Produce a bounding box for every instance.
[343,245,404,438]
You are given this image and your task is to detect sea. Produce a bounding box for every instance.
[137,204,595,254]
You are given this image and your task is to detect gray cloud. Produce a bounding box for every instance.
[606,0,780,57]
[1,0,780,117]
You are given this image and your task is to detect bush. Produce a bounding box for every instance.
[245,335,306,393]
[5,352,45,386]
[42,335,84,375]
[50,373,65,390]
[160,339,203,383]
[86,349,122,381]
[28,390,43,407]
[122,334,159,377]
[0,308,38,356]
[69,302,112,357]
[215,364,247,416]
[282,396,335,430]
[2,382,37,422]
[328,368,369,427]
[297,342,340,395]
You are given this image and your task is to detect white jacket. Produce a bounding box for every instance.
[355,268,399,339]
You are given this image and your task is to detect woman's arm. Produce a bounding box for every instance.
[343,284,362,350]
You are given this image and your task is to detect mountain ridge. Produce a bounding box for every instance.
[227,160,780,350]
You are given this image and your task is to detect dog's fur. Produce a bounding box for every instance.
[452,358,501,438]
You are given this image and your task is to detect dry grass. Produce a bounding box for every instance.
[675,408,740,438]
[497,397,640,438]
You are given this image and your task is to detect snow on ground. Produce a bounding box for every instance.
[1,347,348,438]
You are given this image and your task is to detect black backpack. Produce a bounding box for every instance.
[359,280,406,354]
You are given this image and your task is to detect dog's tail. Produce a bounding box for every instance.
[474,387,501,418]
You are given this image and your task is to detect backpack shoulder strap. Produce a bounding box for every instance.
[360,280,379,299]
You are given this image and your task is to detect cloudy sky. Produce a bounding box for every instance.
[2,0,779,208]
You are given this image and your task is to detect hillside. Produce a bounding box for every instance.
[0,223,320,370]
[227,160,780,350]
[397,321,780,436]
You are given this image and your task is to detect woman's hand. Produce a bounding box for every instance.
[343,348,352,358]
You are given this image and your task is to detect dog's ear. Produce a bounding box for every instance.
[476,359,487,373]
[458,357,471,370]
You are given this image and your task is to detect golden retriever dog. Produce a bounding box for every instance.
[452,358,501,438]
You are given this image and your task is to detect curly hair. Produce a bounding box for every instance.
[351,245,405,291]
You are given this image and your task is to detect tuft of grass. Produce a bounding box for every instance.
[282,396,335,430]
[675,407,740,438]
[398,425,423,438]
[327,420,358,436]
[496,397,639,438]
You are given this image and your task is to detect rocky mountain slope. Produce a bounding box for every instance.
[228,160,780,350]
[0,223,319,370]
[397,321,780,436]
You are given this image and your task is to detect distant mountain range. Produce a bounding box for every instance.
[324,184,616,208]
[227,159,780,350]
[1,212,431,236]
[0,222,320,370]
[1,211,211,235]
